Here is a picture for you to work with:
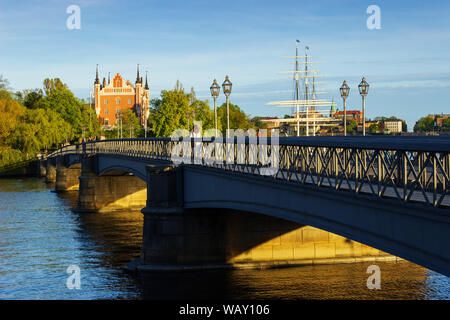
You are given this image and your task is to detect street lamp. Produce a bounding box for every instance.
[222,75,232,137]
[116,110,123,139]
[340,80,350,136]
[358,77,369,136]
[210,79,220,137]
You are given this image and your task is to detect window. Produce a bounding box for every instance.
[116,98,120,104]
[105,108,108,115]
[128,99,132,104]
[105,119,109,125]
[104,99,108,104]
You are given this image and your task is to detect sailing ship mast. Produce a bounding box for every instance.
[266,41,337,136]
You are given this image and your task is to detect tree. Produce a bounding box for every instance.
[23,89,44,109]
[121,109,141,138]
[150,86,191,137]
[217,103,255,136]
[369,123,379,134]
[9,108,72,156]
[346,120,358,135]
[43,78,67,95]
[252,118,267,131]
[0,98,26,147]
[441,118,450,132]
[37,80,100,140]
[190,99,215,132]
[414,116,435,133]
[0,74,10,90]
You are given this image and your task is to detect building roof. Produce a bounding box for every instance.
[334,110,362,116]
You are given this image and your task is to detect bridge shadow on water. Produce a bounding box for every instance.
[51,188,447,300]
[136,261,437,300]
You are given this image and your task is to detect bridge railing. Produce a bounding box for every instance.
[49,137,450,209]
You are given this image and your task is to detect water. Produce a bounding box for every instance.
[0,178,448,300]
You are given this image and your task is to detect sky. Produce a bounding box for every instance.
[0,0,449,130]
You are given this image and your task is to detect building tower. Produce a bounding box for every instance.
[135,64,142,120]
[143,71,150,127]
[94,64,101,116]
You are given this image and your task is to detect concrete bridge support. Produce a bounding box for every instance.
[77,156,147,212]
[136,165,394,272]
[45,159,57,183]
[55,158,81,192]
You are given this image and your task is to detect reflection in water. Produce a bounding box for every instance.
[0,178,448,300]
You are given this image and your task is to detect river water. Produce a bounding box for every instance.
[0,178,448,300]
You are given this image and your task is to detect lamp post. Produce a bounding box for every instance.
[340,80,350,136]
[222,75,232,137]
[116,110,123,139]
[116,110,120,139]
[358,77,369,136]
[210,79,220,137]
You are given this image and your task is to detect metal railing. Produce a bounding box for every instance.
[46,136,450,209]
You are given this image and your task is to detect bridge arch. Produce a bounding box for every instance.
[98,166,146,181]
[180,165,450,276]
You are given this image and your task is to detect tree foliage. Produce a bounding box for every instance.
[0,76,101,167]
[149,81,217,137]
[217,103,255,136]
[0,98,26,145]
[36,79,100,139]
[10,108,72,155]
[414,116,435,133]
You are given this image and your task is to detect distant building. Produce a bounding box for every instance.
[383,120,402,133]
[334,110,363,123]
[94,65,149,127]
[434,114,450,127]
[252,117,282,130]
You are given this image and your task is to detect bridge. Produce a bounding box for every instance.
[39,136,450,276]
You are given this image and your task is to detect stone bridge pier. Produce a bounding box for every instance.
[55,156,81,192]
[45,158,57,183]
[76,156,147,212]
[37,159,47,178]
[133,165,394,273]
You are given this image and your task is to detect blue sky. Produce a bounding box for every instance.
[1,0,449,130]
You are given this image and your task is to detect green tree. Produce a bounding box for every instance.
[23,89,44,109]
[217,103,255,136]
[0,98,26,147]
[191,99,215,132]
[43,78,67,95]
[37,80,100,140]
[414,116,435,133]
[346,120,358,135]
[149,81,191,137]
[369,123,379,134]
[9,108,72,156]
[122,109,141,138]
[441,118,450,132]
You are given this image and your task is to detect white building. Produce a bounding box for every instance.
[384,120,402,133]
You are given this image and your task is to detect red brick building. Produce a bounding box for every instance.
[334,110,363,123]
[94,65,149,128]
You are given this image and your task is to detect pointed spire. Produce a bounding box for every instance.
[94,64,100,85]
[136,64,141,84]
[145,71,149,90]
